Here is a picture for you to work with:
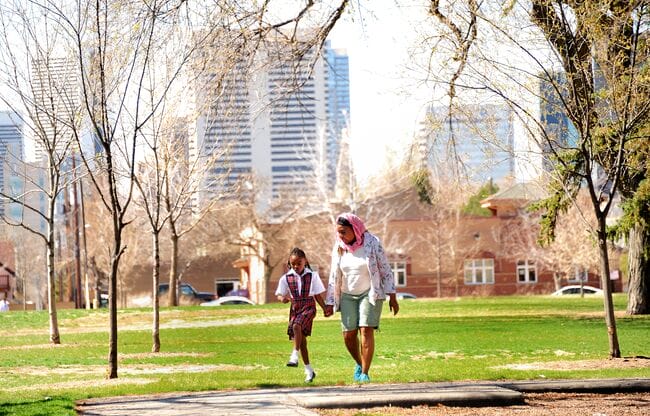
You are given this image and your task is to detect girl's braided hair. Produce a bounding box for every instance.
[288,247,311,270]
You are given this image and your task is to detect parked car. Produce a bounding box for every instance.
[551,285,603,296]
[158,283,216,304]
[200,296,256,306]
[396,292,417,300]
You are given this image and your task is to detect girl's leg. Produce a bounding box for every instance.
[302,335,316,382]
[292,323,303,357]
[287,323,303,366]
[299,336,309,365]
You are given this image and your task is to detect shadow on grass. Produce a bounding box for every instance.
[0,397,75,416]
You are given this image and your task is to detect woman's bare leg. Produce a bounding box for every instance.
[359,326,374,374]
[343,329,362,365]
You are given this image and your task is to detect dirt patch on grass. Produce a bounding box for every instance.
[0,313,285,337]
[0,342,96,351]
[0,346,214,359]
[119,352,213,360]
[2,377,155,393]
[0,362,268,393]
[2,363,267,378]
[495,357,650,371]
[411,351,463,360]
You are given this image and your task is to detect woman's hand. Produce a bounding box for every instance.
[389,294,399,315]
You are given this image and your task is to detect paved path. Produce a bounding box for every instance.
[77,378,650,416]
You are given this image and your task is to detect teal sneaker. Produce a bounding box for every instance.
[357,373,370,383]
[353,364,362,381]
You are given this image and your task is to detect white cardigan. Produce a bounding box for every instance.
[325,231,396,310]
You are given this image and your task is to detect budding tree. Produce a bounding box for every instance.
[426,0,650,358]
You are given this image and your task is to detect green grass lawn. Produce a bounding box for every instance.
[0,294,648,415]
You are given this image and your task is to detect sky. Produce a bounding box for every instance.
[328,1,436,181]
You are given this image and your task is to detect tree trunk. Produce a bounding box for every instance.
[553,272,562,291]
[108,167,122,379]
[152,231,161,352]
[63,186,74,302]
[108,238,120,379]
[47,173,60,344]
[596,222,621,358]
[47,237,60,344]
[626,222,650,314]
[72,159,82,309]
[169,226,179,307]
[435,226,442,298]
[261,258,274,305]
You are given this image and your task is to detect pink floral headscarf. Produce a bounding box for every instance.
[336,212,367,252]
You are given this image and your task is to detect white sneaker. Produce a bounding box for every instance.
[304,370,316,383]
[286,352,299,367]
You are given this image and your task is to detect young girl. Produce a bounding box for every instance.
[275,247,331,382]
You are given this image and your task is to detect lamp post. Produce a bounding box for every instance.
[71,153,82,309]
[80,191,90,309]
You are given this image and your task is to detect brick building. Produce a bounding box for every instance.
[0,241,16,301]
[233,184,622,303]
[116,183,622,306]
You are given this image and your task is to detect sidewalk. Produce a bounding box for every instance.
[77,378,650,416]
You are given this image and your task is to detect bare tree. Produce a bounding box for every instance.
[0,2,87,344]
[76,0,347,378]
[426,0,650,358]
[2,0,350,377]
[161,27,254,307]
[133,147,168,352]
[47,0,201,378]
[133,77,232,349]
[411,170,477,297]
[540,193,601,291]
[82,185,149,308]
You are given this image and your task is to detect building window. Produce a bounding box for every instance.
[517,259,537,283]
[215,280,241,297]
[390,262,407,287]
[569,266,588,282]
[464,259,494,284]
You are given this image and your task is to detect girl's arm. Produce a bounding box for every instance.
[314,292,326,309]
[314,292,332,317]
[275,276,290,303]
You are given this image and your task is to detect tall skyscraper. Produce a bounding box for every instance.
[0,111,48,232]
[326,47,351,191]
[512,71,579,183]
[416,104,515,185]
[30,57,80,163]
[0,111,24,218]
[538,72,578,167]
[190,37,350,211]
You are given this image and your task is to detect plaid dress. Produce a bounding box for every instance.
[286,271,316,340]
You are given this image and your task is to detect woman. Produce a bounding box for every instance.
[325,212,399,383]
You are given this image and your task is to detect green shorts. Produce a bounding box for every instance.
[339,291,384,331]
